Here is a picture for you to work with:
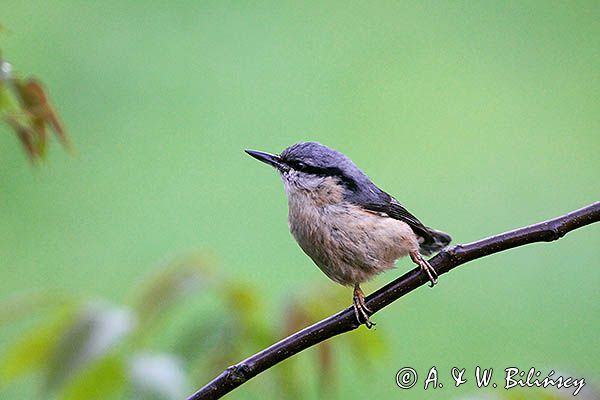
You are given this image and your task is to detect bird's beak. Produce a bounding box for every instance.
[245,149,285,170]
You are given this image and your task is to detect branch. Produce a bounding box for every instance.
[187,202,600,400]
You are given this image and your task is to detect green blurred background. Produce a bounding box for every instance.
[1,1,599,399]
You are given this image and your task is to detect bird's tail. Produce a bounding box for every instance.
[419,228,452,256]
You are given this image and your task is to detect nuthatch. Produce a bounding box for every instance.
[246,142,451,328]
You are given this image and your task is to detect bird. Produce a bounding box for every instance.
[245,142,451,328]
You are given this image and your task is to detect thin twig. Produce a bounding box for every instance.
[186,202,600,400]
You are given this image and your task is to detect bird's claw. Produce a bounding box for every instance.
[411,251,438,287]
[353,285,376,329]
[423,260,438,287]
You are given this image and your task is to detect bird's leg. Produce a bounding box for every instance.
[410,250,438,287]
[353,283,375,329]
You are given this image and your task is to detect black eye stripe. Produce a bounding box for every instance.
[286,159,307,170]
[285,159,357,191]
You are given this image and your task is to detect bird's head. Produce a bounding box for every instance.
[245,142,370,193]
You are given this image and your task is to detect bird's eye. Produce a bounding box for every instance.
[291,160,307,170]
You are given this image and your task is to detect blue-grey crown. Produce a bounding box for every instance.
[281,142,350,171]
[280,142,374,191]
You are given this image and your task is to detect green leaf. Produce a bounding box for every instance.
[131,255,209,328]
[346,325,385,361]
[0,59,18,112]
[0,310,74,386]
[0,83,16,112]
[0,290,73,327]
[60,355,126,400]
[44,303,135,392]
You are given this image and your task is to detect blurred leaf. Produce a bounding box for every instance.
[346,325,385,362]
[172,317,228,365]
[0,55,70,162]
[0,290,74,327]
[0,85,12,110]
[0,68,17,111]
[0,59,9,79]
[222,281,259,313]
[315,341,335,397]
[274,358,303,399]
[44,304,135,392]
[60,355,126,400]
[4,115,37,161]
[14,78,68,149]
[127,353,188,400]
[221,280,276,352]
[221,280,266,328]
[199,317,243,377]
[132,255,209,329]
[282,295,339,397]
[0,309,75,386]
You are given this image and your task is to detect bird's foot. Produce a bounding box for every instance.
[410,251,438,287]
[353,284,376,329]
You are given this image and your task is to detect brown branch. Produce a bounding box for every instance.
[186,201,600,400]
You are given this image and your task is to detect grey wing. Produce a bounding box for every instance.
[352,189,451,255]
[362,193,432,239]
